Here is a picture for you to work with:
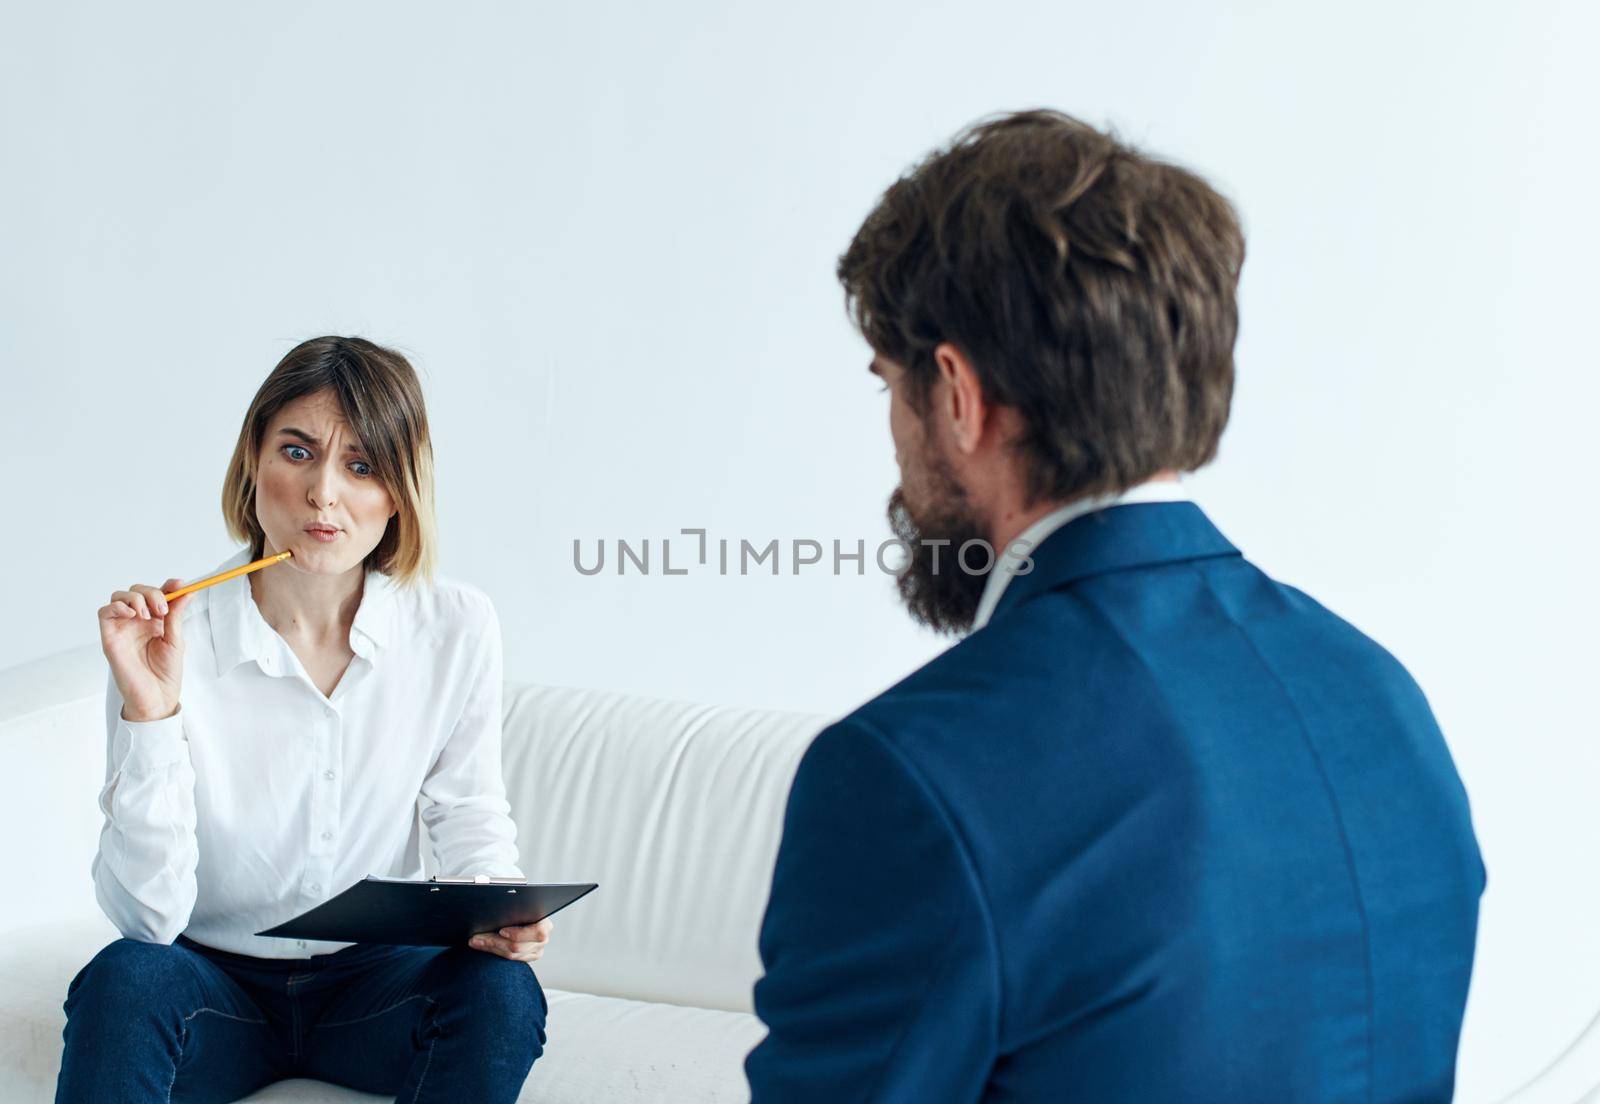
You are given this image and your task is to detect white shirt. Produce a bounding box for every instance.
[93,548,523,958]
[971,479,1192,631]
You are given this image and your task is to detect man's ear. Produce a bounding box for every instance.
[933,342,986,455]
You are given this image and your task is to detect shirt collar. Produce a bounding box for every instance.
[207,549,264,677]
[970,479,1191,632]
[348,569,399,658]
[208,549,400,677]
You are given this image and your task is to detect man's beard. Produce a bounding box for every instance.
[886,460,991,636]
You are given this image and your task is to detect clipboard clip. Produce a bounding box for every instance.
[428,874,528,885]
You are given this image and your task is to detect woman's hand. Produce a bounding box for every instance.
[469,918,554,963]
[98,577,192,723]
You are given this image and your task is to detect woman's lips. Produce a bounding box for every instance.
[304,527,341,543]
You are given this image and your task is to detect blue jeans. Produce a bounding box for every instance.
[55,934,547,1103]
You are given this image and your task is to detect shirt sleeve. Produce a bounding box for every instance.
[420,595,524,879]
[744,719,1001,1101]
[90,668,200,944]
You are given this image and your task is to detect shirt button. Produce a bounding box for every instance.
[309,883,321,892]
[323,769,335,780]
[321,831,333,841]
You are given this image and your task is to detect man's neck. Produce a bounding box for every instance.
[987,498,1074,563]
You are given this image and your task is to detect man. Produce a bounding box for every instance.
[745,110,1484,1101]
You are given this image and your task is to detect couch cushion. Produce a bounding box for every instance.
[499,683,825,1012]
[0,920,765,1103]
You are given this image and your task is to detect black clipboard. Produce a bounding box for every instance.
[256,875,598,947]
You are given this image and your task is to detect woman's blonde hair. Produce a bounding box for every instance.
[221,336,437,585]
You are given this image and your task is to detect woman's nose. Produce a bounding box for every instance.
[306,462,339,509]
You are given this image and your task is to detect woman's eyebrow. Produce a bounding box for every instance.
[277,426,363,452]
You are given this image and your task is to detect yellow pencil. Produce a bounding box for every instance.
[162,550,294,602]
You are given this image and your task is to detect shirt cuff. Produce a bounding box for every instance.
[116,708,189,774]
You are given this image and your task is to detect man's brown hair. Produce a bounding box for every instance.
[221,336,438,585]
[839,109,1245,505]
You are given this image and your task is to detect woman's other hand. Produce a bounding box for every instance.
[469,918,554,963]
[98,578,192,722]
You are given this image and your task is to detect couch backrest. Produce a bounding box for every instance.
[0,647,110,935]
[498,683,824,1012]
[0,646,826,1014]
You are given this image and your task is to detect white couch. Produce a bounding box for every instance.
[0,644,827,1103]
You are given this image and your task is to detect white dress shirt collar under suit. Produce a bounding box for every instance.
[971,479,1191,631]
[94,548,523,959]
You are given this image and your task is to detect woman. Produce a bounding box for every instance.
[57,337,552,1104]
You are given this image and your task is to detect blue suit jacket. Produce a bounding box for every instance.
[747,502,1484,1102]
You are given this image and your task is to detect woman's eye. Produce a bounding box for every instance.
[350,461,373,478]
[283,445,311,461]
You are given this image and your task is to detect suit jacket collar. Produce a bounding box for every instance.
[986,501,1240,627]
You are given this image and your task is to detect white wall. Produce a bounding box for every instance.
[2,1,1595,1097]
